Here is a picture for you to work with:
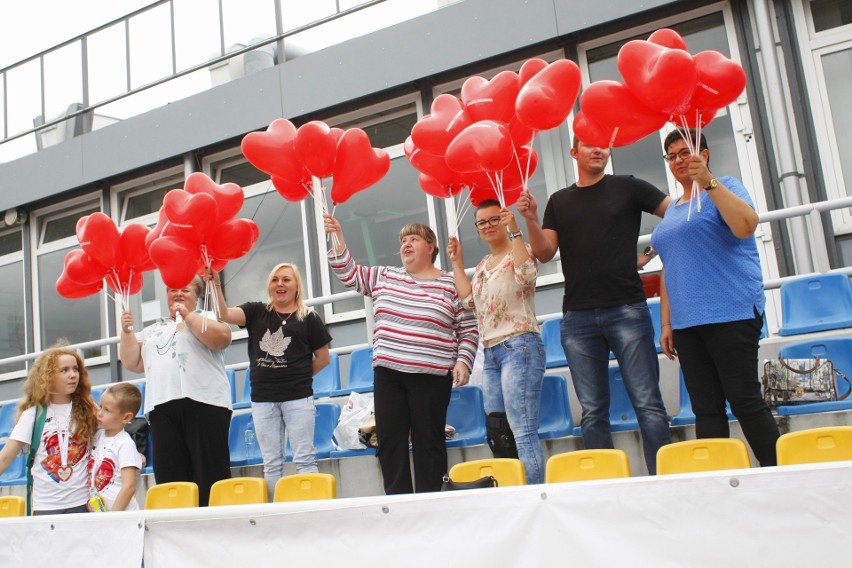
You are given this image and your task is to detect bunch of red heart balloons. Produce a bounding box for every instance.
[407,58,581,209]
[57,214,155,304]
[574,28,747,148]
[241,118,390,208]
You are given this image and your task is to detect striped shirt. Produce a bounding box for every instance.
[329,248,479,375]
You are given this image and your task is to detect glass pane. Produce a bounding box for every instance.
[38,249,104,358]
[330,156,423,314]
[220,161,269,188]
[812,0,852,33]
[280,0,336,32]
[88,23,129,104]
[174,0,223,70]
[5,60,41,137]
[128,4,172,88]
[123,187,170,220]
[42,206,99,244]
[0,230,22,256]
[339,111,418,148]
[43,43,83,119]
[222,0,277,48]
[822,48,852,198]
[0,261,26,374]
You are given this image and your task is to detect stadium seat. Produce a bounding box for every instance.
[448,458,526,487]
[542,317,567,368]
[776,338,852,416]
[573,365,639,436]
[538,374,574,439]
[285,403,341,461]
[90,384,108,405]
[226,369,237,404]
[330,346,374,397]
[273,473,337,502]
[228,410,263,467]
[209,477,268,506]
[656,438,751,475]
[0,400,18,438]
[0,495,25,517]
[313,352,341,398]
[145,481,199,509]
[0,446,26,486]
[778,273,852,336]
[545,449,631,483]
[670,369,735,426]
[233,368,252,410]
[647,297,662,353]
[445,385,487,448]
[776,426,852,465]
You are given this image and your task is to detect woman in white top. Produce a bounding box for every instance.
[448,200,546,484]
[119,276,232,506]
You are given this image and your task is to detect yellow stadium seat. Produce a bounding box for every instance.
[0,495,26,517]
[448,458,526,487]
[777,426,852,466]
[274,473,337,502]
[209,477,268,506]
[545,449,631,483]
[145,481,199,509]
[657,438,751,475]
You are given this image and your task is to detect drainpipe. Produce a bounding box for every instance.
[752,0,823,273]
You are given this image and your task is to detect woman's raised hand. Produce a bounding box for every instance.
[447,236,465,267]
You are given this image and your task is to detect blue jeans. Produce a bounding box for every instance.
[483,332,546,484]
[252,397,318,500]
[561,302,671,475]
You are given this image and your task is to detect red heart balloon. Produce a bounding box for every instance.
[63,249,108,285]
[446,120,514,174]
[331,129,390,204]
[76,212,120,269]
[465,147,537,194]
[118,223,155,272]
[148,236,201,289]
[205,218,259,260]
[461,71,521,123]
[468,184,522,207]
[184,172,244,224]
[418,173,463,199]
[691,50,746,112]
[162,189,218,242]
[272,176,312,202]
[670,106,718,129]
[519,58,549,86]
[404,136,459,185]
[56,270,103,300]
[145,207,170,249]
[648,28,688,50]
[507,113,535,146]
[295,121,340,178]
[410,94,473,155]
[617,40,696,114]
[106,266,144,296]
[579,81,669,147]
[240,118,308,183]
[515,59,582,131]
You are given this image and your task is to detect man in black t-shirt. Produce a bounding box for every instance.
[517,137,672,474]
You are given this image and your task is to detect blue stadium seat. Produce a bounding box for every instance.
[446,385,487,448]
[134,381,146,416]
[228,410,262,467]
[0,400,19,439]
[226,369,237,404]
[285,403,341,461]
[776,338,852,416]
[313,352,341,398]
[330,347,374,397]
[571,365,646,436]
[647,297,663,353]
[0,445,26,486]
[542,318,567,368]
[233,369,252,410]
[670,369,734,426]
[90,384,108,405]
[142,429,154,475]
[778,273,852,336]
[538,374,574,439]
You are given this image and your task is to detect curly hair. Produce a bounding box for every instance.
[18,347,98,443]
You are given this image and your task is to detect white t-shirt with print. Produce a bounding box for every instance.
[10,403,90,511]
[89,428,142,511]
[137,311,232,412]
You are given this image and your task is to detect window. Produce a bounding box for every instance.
[0,229,26,375]
[811,0,852,33]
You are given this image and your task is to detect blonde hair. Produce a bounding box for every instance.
[18,346,98,443]
[265,263,312,321]
[399,223,439,263]
[104,382,142,416]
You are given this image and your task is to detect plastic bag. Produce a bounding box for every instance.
[333,391,374,450]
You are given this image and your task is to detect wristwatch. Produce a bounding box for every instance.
[704,178,718,191]
[509,230,523,240]
[642,246,657,258]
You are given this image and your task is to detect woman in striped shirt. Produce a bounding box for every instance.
[324,214,478,494]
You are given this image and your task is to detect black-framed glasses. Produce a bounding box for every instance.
[474,215,502,229]
[663,148,693,163]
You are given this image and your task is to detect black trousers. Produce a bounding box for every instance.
[673,310,780,466]
[148,397,232,506]
[373,366,453,494]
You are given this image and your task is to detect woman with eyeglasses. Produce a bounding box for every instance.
[652,129,779,466]
[447,200,546,484]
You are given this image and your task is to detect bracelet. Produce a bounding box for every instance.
[509,230,523,240]
[661,323,672,328]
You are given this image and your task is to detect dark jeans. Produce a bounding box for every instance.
[33,504,88,515]
[148,397,233,506]
[373,366,453,494]
[673,310,779,466]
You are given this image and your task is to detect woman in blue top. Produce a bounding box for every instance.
[652,129,779,466]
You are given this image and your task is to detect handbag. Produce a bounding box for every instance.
[440,474,498,491]
[761,358,851,408]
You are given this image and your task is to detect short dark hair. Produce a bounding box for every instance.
[476,199,501,211]
[105,382,142,416]
[399,223,439,264]
[664,129,708,154]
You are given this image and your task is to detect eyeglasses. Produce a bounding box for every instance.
[474,215,502,229]
[663,148,693,163]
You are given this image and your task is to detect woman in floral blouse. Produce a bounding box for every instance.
[447,200,546,484]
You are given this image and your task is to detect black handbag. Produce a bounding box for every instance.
[440,474,498,491]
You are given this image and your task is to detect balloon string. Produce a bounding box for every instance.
[455,187,474,235]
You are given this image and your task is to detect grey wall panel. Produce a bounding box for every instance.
[553,0,681,32]
[0,138,85,211]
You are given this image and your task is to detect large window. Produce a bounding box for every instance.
[0,229,26,375]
